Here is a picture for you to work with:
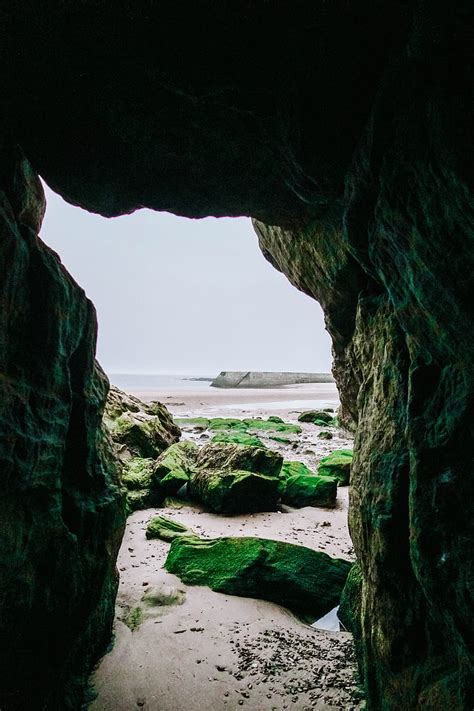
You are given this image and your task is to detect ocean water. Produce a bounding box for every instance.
[108,372,214,393]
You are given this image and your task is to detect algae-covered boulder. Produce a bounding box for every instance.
[146,516,197,542]
[189,469,280,514]
[268,415,284,423]
[244,418,301,434]
[196,442,282,477]
[338,563,362,635]
[153,441,198,498]
[165,536,351,618]
[189,442,282,513]
[297,410,334,425]
[318,431,333,440]
[121,457,155,511]
[212,432,264,447]
[279,461,337,508]
[105,386,180,459]
[318,449,353,486]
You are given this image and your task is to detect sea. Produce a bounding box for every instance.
[108,372,215,393]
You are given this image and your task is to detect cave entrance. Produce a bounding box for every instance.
[36,183,357,708]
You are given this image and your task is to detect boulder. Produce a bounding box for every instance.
[121,457,155,511]
[318,449,353,486]
[189,442,282,514]
[105,386,180,459]
[165,536,352,618]
[279,461,338,508]
[153,441,199,498]
[146,516,197,542]
[297,410,334,425]
[338,563,363,635]
[212,432,264,447]
[318,431,333,440]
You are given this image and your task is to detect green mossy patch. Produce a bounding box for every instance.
[279,461,337,508]
[318,431,333,440]
[208,418,249,431]
[174,417,210,429]
[268,434,294,444]
[244,418,301,434]
[212,432,264,447]
[338,563,362,634]
[121,457,155,512]
[153,441,198,498]
[124,606,143,632]
[318,449,353,485]
[165,536,351,618]
[146,515,197,542]
[297,410,334,424]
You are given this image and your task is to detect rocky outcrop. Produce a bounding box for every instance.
[0,4,472,709]
[0,149,125,709]
[165,536,352,619]
[211,371,334,388]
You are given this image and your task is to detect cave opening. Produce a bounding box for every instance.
[35,182,359,709]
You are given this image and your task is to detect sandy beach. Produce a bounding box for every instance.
[90,383,362,710]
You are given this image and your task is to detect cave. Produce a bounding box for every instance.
[1,3,473,709]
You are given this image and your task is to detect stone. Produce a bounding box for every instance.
[104,386,180,460]
[317,450,353,486]
[165,536,352,618]
[195,442,283,477]
[121,457,155,512]
[0,150,125,709]
[212,432,264,448]
[278,461,338,508]
[146,516,197,542]
[338,563,362,635]
[153,441,199,498]
[297,410,334,424]
[189,442,282,514]
[318,431,333,440]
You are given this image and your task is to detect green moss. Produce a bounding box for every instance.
[153,441,198,498]
[112,411,174,458]
[268,415,284,423]
[268,435,294,444]
[124,606,143,631]
[297,410,334,424]
[121,457,154,490]
[278,461,337,508]
[318,431,333,440]
[318,449,353,485]
[208,418,248,431]
[338,563,362,634]
[244,418,301,434]
[174,417,210,429]
[212,432,264,447]
[146,515,197,542]
[165,536,351,618]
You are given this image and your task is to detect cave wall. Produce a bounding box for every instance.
[0,2,473,709]
[0,148,126,709]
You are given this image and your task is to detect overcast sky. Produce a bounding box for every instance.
[40,185,332,376]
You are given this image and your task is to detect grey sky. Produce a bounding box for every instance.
[40,185,332,376]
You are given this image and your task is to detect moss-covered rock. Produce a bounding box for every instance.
[105,386,180,459]
[208,418,248,431]
[338,563,362,634]
[318,449,353,486]
[297,410,334,424]
[244,418,301,434]
[318,431,333,440]
[165,536,351,618]
[153,441,198,498]
[146,516,197,542]
[196,442,282,477]
[121,457,155,511]
[189,469,279,514]
[268,415,284,423]
[212,432,264,447]
[279,461,338,508]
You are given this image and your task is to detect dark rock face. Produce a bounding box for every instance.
[0,3,472,710]
[0,150,126,708]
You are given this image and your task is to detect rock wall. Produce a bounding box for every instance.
[211,371,334,388]
[0,148,126,709]
[0,3,472,709]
